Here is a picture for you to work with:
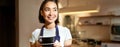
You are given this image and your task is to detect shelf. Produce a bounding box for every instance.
[79,15,114,18]
[111,15,120,17]
[78,24,111,26]
[77,15,120,26]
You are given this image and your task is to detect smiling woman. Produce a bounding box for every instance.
[39,1,58,24]
[29,0,72,47]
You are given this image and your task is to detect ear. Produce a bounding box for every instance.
[40,11,43,16]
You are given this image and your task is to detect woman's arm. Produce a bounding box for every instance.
[64,39,72,47]
[63,27,72,47]
[30,42,43,47]
[30,42,36,47]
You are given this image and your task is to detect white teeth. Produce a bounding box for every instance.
[49,17,52,19]
[48,17,53,20]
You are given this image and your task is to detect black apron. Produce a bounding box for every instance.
[38,25,60,47]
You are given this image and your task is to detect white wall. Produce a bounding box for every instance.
[19,0,43,47]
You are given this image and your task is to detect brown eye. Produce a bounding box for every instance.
[53,8,57,11]
[45,9,49,11]
[44,8,50,11]
[54,9,57,11]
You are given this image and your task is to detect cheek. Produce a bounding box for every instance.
[55,12,58,17]
[42,12,49,17]
[44,12,49,15]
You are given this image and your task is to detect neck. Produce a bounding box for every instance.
[44,23,56,29]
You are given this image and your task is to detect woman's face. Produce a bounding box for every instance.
[41,1,58,24]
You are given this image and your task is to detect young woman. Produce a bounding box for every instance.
[29,0,72,47]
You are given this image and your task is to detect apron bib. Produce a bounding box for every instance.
[38,25,60,47]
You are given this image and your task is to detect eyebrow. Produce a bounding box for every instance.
[44,7,57,9]
[53,7,57,9]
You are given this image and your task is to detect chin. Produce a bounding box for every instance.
[47,21,55,23]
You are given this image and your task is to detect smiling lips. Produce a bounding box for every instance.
[47,15,56,20]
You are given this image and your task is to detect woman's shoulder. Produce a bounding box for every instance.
[32,28,41,35]
[58,25,70,31]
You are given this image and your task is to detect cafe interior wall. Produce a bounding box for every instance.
[59,3,120,42]
[19,0,43,47]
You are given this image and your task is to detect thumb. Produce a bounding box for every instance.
[54,40,59,43]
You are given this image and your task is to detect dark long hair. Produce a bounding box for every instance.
[39,0,59,24]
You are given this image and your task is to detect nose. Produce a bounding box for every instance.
[49,10,54,16]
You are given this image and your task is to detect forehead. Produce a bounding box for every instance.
[44,1,57,8]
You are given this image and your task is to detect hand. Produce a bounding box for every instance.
[36,41,42,47]
[53,40,61,47]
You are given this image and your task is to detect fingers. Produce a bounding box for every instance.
[54,40,61,47]
[54,43,61,47]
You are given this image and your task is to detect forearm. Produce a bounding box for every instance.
[64,39,72,47]
[64,45,72,47]
[30,42,43,47]
[30,42,36,47]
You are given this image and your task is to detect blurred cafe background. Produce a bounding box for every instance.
[0,0,120,47]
